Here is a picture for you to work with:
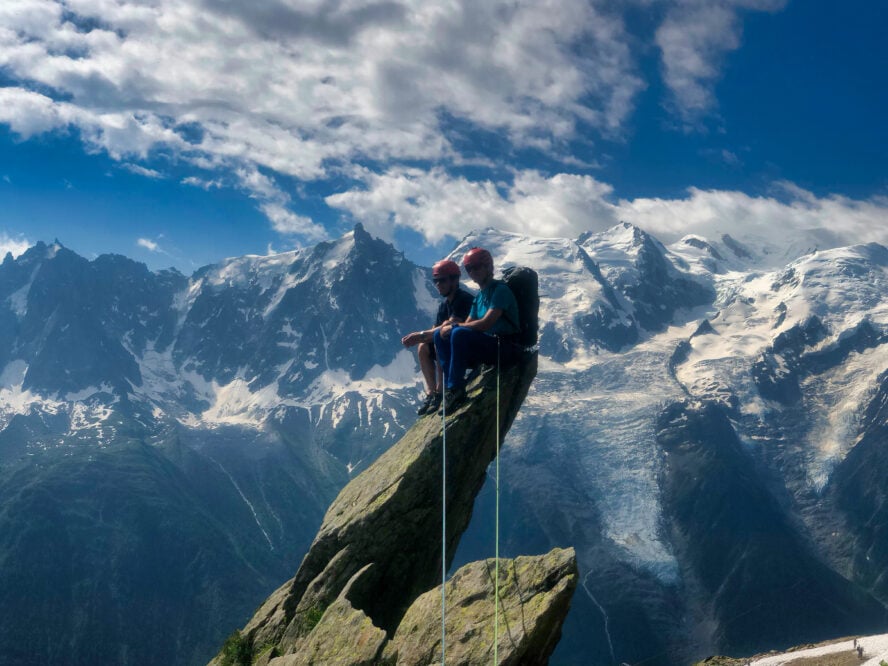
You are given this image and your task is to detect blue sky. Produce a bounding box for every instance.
[0,0,885,273]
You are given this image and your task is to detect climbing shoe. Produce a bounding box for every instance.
[417,392,442,415]
[439,386,466,414]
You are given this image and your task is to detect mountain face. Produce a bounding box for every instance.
[0,226,431,666]
[444,228,888,664]
[0,224,885,664]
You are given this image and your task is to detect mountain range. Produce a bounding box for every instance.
[0,221,885,664]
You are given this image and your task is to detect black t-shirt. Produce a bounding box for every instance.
[435,288,474,326]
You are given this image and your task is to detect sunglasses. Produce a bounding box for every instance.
[432,276,455,284]
[464,263,484,272]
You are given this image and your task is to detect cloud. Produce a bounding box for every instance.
[137,237,160,252]
[200,0,408,46]
[0,1,642,173]
[182,176,223,190]
[236,167,328,241]
[261,204,324,237]
[0,0,818,249]
[328,168,888,256]
[0,87,78,138]
[327,168,620,243]
[0,232,31,260]
[0,87,186,157]
[655,0,787,125]
[121,163,164,178]
[617,184,888,252]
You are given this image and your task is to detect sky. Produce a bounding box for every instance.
[0,0,885,273]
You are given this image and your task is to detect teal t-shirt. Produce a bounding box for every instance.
[469,280,519,337]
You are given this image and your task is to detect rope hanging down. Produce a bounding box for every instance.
[439,338,505,666]
[494,336,501,665]
[440,391,447,666]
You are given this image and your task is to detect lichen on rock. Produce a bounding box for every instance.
[383,548,578,666]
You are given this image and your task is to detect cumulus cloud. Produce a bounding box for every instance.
[137,238,160,252]
[0,1,642,182]
[0,87,186,158]
[0,0,838,252]
[617,184,888,250]
[1,1,644,153]
[327,168,618,242]
[0,87,78,138]
[328,168,888,256]
[0,232,31,260]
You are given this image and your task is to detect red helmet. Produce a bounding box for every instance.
[432,259,461,278]
[462,247,492,269]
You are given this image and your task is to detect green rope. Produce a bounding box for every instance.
[494,337,501,665]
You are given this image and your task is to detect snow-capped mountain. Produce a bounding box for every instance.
[0,223,885,665]
[447,226,887,663]
[0,225,433,666]
[0,225,427,461]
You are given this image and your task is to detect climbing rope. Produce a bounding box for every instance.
[441,385,447,666]
[494,336,501,665]
[440,336,505,666]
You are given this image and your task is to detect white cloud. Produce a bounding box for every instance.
[326,168,619,242]
[236,167,328,242]
[0,0,847,251]
[0,0,643,174]
[617,184,888,251]
[327,168,888,257]
[261,203,325,238]
[0,87,186,157]
[0,232,31,260]
[182,176,223,190]
[0,87,77,138]
[121,163,164,178]
[137,238,159,252]
[655,0,787,125]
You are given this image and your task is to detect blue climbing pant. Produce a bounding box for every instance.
[433,327,519,390]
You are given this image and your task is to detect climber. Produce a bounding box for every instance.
[433,247,521,413]
[401,259,475,415]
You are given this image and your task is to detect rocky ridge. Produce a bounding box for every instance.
[211,354,579,665]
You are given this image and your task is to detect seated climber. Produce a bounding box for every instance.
[401,259,475,415]
[433,247,521,412]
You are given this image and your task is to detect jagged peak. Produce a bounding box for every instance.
[678,235,725,260]
[581,221,657,249]
[577,222,667,268]
[721,233,753,260]
[352,221,370,242]
[16,240,50,263]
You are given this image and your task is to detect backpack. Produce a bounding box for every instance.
[501,266,539,348]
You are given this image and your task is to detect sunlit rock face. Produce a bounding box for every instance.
[207,357,580,666]
[0,226,886,665]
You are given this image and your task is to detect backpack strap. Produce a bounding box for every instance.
[489,280,519,338]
